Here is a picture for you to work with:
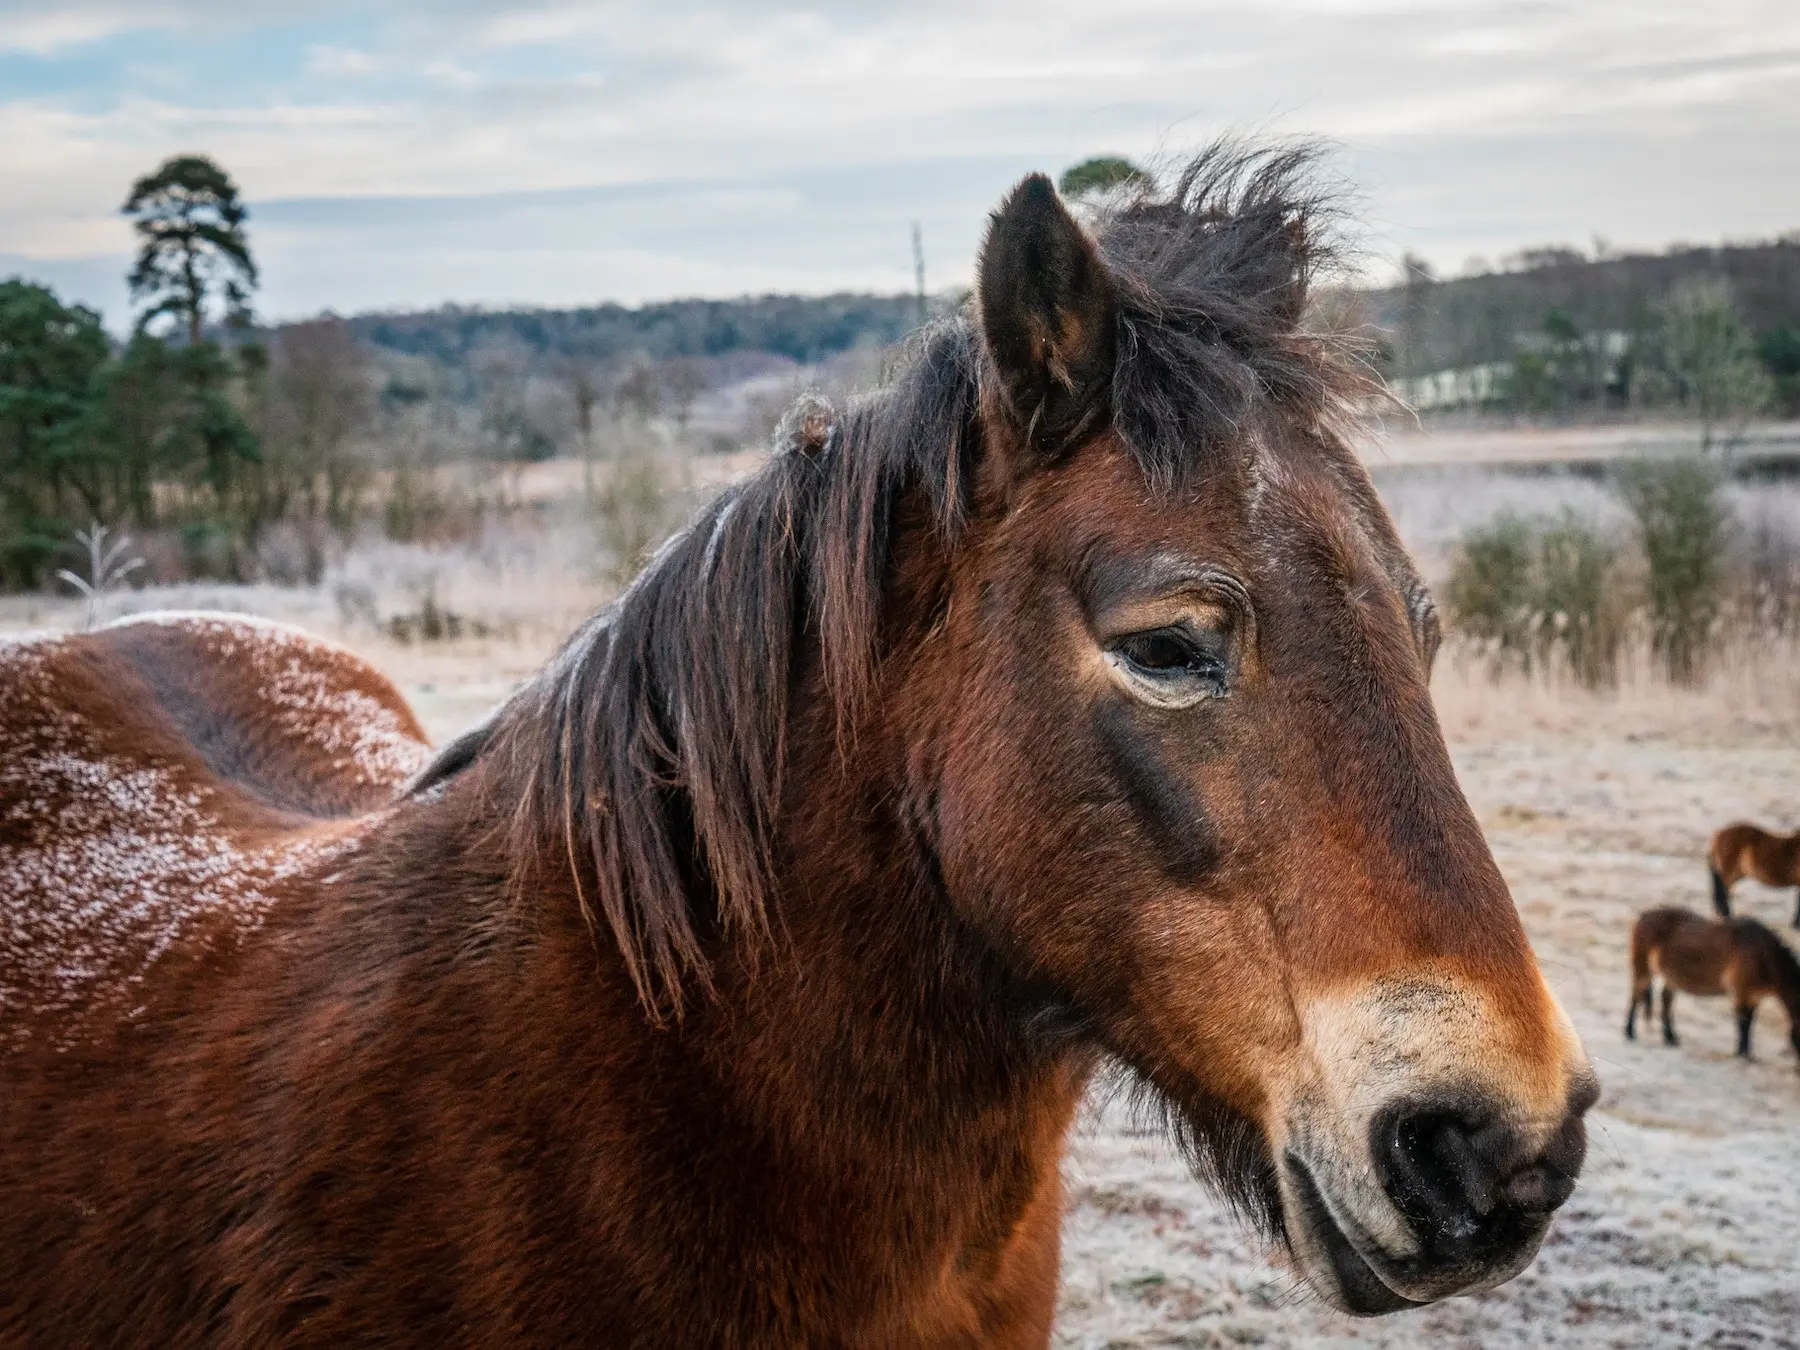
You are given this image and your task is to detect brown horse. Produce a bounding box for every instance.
[1,148,1595,1347]
[1626,907,1800,1061]
[1710,822,1800,927]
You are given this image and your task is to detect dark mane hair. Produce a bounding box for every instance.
[471,141,1374,1015]
[1749,921,1800,1013]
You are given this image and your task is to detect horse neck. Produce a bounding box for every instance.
[732,486,1094,1153]
[721,685,1093,1167]
[457,656,1091,1252]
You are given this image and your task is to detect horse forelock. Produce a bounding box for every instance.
[490,141,1376,1018]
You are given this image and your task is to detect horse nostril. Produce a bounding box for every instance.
[1517,1106,1588,1216]
[1375,1110,1495,1246]
[1500,1164,1558,1213]
[1373,1099,1586,1264]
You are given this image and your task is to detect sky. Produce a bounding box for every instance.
[3,0,1799,328]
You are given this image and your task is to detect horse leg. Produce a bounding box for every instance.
[1626,978,1649,1040]
[1792,887,1799,928]
[1736,1003,1756,1058]
[1661,987,1679,1046]
[1712,867,1732,918]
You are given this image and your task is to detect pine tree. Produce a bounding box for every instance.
[122,155,258,344]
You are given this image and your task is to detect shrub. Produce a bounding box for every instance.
[1445,509,1625,686]
[592,451,680,586]
[384,578,493,644]
[1616,458,1729,684]
[1535,510,1623,687]
[1443,512,1539,666]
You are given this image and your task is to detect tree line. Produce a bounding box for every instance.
[0,156,407,587]
[1369,241,1800,428]
[8,148,1800,594]
[345,153,1145,375]
[354,293,935,373]
[0,156,264,585]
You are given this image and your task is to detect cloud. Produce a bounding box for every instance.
[303,44,381,78]
[2,0,1798,321]
[0,4,174,54]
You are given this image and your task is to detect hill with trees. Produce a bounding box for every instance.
[1365,237,1800,419]
[349,292,936,372]
[8,143,1800,597]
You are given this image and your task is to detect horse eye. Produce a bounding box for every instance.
[1106,626,1229,707]
[1117,631,1202,673]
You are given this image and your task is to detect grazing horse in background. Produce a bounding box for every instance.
[1627,907,1800,1061]
[1709,822,1800,927]
[1,147,1596,1347]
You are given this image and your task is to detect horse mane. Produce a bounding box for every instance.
[1750,921,1800,1015]
[463,141,1374,1016]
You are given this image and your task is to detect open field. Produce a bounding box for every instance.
[1362,419,1800,473]
[6,475,1800,1349]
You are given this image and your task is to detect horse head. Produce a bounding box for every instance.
[882,153,1597,1312]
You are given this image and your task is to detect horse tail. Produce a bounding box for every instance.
[1629,915,1655,986]
[1626,916,1656,1037]
[1712,865,1732,918]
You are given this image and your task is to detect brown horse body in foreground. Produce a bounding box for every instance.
[1627,906,1800,1061]
[1710,822,1800,927]
[2,150,1594,1347]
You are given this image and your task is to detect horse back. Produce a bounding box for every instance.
[0,614,430,1036]
[1634,907,1735,996]
[80,613,429,817]
[1711,821,1800,885]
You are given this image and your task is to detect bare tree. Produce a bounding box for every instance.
[56,523,144,630]
[659,357,710,432]
[242,318,375,580]
[1396,252,1437,383]
[555,356,606,494]
[264,318,374,530]
[1660,278,1773,454]
[612,360,664,423]
[472,336,556,460]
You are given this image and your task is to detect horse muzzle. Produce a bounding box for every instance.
[1279,1074,1597,1313]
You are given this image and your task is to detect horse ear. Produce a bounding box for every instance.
[976,173,1116,455]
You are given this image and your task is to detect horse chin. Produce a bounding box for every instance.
[1276,1150,1548,1314]
[1152,1088,1427,1316]
[1280,1152,1424,1315]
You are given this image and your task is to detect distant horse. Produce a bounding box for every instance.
[1709,822,1800,926]
[1626,907,1800,1061]
[1,147,1595,1347]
